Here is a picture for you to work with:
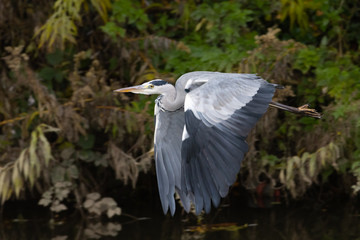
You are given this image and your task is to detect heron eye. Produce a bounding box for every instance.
[149,84,154,89]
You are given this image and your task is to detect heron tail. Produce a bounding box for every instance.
[269,101,322,119]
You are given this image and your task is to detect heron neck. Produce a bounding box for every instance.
[160,85,185,111]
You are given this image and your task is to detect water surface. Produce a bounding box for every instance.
[1,199,359,240]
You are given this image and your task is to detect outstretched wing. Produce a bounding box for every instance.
[181,73,276,214]
[154,102,190,215]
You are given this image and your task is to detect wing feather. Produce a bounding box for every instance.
[181,73,276,214]
[154,104,190,215]
[154,148,171,213]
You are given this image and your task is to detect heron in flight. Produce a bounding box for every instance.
[114,71,321,215]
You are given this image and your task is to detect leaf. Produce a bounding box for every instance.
[318,148,327,166]
[195,18,207,31]
[56,188,70,201]
[38,129,53,166]
[61,147,75,160]
[83,199,95,209]
[286,157,294,182]
[88,204,102,215]
[46,49,63,66]
[90,0,111,22]
[23,157,30,179]
[78,150,93,162]
[42,190,53,199]
[309,154,317,178]
[101,197,117,207]
[67,165,79,179]
[38,67,60,82]
[1,172,10,204]
[17,149,27,173]
[12,164,23,197]
[77,134,95,150]
[351,161,360,170]
[279,169,285,184]
[51,166,66,183]
[100,22,126,39]
[29,130,39,168]
[50,203,67,212]
[0,172,6,199]
[107,207,121,218]
[39,198,52,207]
[35,0,81,49]
[94,156,108,167]
[87,192,101,201]
[28,166,36,187]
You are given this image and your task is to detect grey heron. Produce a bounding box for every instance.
[114,71,321,215]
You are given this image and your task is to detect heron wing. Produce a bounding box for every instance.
[181,72,276,214]
[154,103,190,215]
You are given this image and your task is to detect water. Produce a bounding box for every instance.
[1,199,360,240]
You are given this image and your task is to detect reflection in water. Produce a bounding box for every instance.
[1,202,360,239]
[84,222,122,238]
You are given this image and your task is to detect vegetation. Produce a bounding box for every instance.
[1,0,360,218]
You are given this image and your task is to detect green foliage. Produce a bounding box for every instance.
[351,161,360,193]
[316,55,360,104]
[293,47,321,74]
[100,0,149,39]
[3,0,360,215]
[35,0,111,50]
[35,0,82,49]
[279,142,340,198]
[38,49,68,91]
[159,1,257,74]
[0,124,58,203]
[1,42,152,216]
[295,45,360,118]
[191,2,253,45]
[163,32,256,74]
[279,0,313,30]
[77,134,95,149]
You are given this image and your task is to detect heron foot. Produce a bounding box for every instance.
[297,104,322,119]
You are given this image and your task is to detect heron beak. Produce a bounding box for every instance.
[113,85,146,93]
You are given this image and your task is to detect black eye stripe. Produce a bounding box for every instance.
[150,80,168,86]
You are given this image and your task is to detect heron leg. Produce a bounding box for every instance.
[269,101,321,119]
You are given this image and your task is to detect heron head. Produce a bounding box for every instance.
[114,79,170,95]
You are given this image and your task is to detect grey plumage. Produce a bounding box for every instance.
[179,72,275,214]
[154,104,190,215]
[114,71,321,215]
